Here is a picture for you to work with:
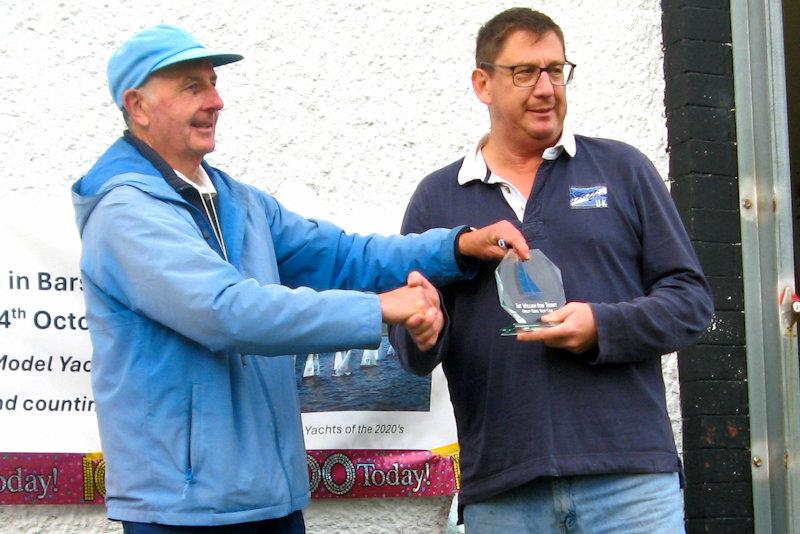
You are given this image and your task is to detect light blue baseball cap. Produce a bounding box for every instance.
[107,24,243,109]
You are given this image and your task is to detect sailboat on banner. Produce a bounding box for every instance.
[377,336,392,360]
[302,353,321,378]
[333,350,355,377]
[361,348,378,367]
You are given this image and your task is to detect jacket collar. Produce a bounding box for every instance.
[74,133,248,268]
[122,130,198,199]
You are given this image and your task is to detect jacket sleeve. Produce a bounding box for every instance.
[80,186,387,356]
[263,193,468,293]
[388,182,451,376]
[588,155,714,364]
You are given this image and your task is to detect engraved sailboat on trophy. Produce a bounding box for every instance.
[495,249,566,335]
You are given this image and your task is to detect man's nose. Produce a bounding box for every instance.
[532,71,556,96]
[205,87,224,111]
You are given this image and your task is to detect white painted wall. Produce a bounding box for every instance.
[0,0,670,531]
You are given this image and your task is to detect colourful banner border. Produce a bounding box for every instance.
[0,449,460,505]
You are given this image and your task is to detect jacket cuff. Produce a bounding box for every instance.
[453,225,479,274]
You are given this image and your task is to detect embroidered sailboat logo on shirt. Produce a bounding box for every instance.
[570,185,608,209]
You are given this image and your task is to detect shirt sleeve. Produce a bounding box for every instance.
[388,181,452,376]
[589,155,714,364]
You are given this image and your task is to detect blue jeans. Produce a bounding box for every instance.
[121,510,305,534]
[463,473,685,534]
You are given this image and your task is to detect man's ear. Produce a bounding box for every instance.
[472,68,492,105]
[122,88,149,128]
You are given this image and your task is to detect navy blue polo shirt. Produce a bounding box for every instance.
[390,134,713,506]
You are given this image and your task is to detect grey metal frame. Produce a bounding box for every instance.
[731,1,800,532]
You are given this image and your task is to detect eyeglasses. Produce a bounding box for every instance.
[480,61,576,87]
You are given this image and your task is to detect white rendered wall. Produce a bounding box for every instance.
[0,0,670,532]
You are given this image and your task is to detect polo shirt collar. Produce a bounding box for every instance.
[457,127,576,186]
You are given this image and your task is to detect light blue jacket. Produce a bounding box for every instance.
[71,138,467,525]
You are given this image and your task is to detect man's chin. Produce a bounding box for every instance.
[525,129,560,145]
[191,139,216,156]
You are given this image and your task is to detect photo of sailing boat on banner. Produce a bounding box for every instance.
[293,331,431,413]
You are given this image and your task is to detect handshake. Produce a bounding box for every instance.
[379,221,529,351]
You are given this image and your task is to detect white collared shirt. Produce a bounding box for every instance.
[175,166,216,195]
[174,166,228,260]
[456,128,577,222]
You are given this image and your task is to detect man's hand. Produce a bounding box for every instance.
[516,302,598,353]
[458,220,530,261]
[378,271,443,351]
[403,271,444,351]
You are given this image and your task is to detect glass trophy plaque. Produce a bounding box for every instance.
[495,249,566,335]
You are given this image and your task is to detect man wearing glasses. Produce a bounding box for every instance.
[391,8,712,533]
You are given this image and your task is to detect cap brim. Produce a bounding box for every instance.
[151,47,243,74]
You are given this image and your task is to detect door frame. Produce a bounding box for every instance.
[730,1,800,532]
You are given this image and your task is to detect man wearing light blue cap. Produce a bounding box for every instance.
[72,24,528,533]
[107,24,244,112]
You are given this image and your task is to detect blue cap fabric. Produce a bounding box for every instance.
[107,24,243,109]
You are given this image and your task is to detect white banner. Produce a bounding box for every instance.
[0,192,97,453]
[0,191,458,454]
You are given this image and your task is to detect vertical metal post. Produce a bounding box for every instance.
[731,1,800,532]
